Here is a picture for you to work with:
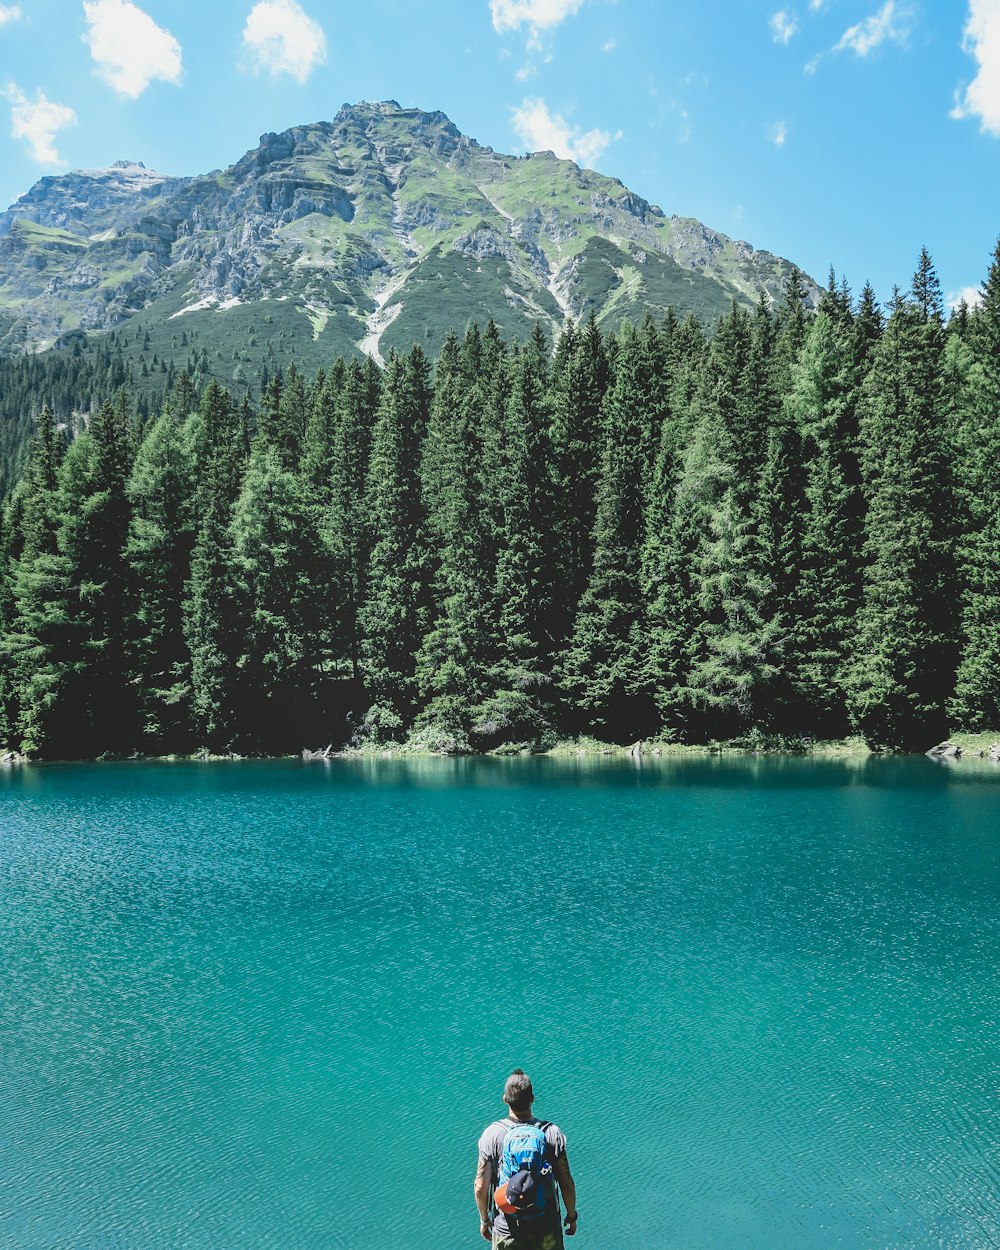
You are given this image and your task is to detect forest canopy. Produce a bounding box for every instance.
[1,244,997,759]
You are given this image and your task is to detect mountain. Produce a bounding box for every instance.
[0,100,816,373]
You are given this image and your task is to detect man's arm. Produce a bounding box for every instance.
[474,1153,494,1241]
[551,1154,578,1237]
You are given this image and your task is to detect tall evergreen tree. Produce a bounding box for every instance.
[560,322,655,740]
[51,395,137,756]
[330,358,381,677]
[846,252,959,748]
[684,304,786,734]
[548,311,609,647]
[183,384,243,750]
[950,240,1000,728]
[126,405,196,751]
[185,488,241,751]
[414,332,492,740]
[358,347,432,733]
[642,361,707,740]
[784,307,864,733]
[229,443,316,751]
[493,337,554,688]
[1,409,70,753]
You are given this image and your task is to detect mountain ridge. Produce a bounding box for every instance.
[0,100,817,369]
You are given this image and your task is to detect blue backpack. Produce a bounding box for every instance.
[494,1121,553,1224]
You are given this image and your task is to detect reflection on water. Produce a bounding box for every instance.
[1,756,999,1250]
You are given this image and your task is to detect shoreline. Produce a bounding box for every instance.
[4,732,999,766]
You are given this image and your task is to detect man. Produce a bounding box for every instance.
[474,1069,578,1248]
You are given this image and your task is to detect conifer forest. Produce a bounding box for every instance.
[2,246,999,759]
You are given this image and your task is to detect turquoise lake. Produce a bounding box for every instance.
[1,756,999,1249]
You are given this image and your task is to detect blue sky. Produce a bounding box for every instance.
[0,0,997,308]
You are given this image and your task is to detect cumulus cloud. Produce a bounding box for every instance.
[4,83,77,163]
[0,5,22,25]
[243,0,327,84]
[491,0,585,35]
[83,0,182,97]
[834,1,910,56]
[952,0,1000,136]
[771,10,799,44]
[770,120,788,146]
[511,97,613,167]
[947,285,984,310]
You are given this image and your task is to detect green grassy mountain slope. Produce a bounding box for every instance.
[0,101,817,372]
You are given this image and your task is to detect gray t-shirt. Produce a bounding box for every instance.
[478,1116,567,1236]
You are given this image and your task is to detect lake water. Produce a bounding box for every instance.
[1,756,999,1250]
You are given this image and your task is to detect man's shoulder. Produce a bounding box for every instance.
[540,1120,567,1156]
[477,1118,508,1156]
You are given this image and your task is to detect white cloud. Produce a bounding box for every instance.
[491,0,585,35]
[4,83,77,163]
[770,120,788,146]
[771,10,799,44]
[511,97,612,167]
[947,285,984,310]
[809,0,825,9]
[515,63,536,81]
[834,1,910,56]
[83,0,182,97]
[242,0,327,84]
[0,5,22,25]
[602,38,617,53]
[952,0,1000,136]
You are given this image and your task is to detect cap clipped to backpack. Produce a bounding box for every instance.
[495,1167,539,1215]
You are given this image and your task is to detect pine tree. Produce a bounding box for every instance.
[185,488,241,751]
[358,347,432,734]
[642,378,706,740]
[548,311,608,648]
[784,307,864,734]
[330,358,381,677]
[853,282,883,380]
[492,338,554,689]
[48,395,137,756]
[191,379,245,519]
[184,383,244,750]
[414,332,492,743]
[126,405,196,751]
[1,409,71,754]
[950,239,1000,728]
[296,366,343,687]
[229,444,316,751]
[774,267,812,393]
[474,319,511,585]
[846,252,959,748]
[560,322,655,740]
[684,304,786,735]
[301,364,343,496]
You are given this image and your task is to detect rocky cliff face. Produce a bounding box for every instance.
[0,101,817,366]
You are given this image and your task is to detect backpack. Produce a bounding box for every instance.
[494,1120,553,1224]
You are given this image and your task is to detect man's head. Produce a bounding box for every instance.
[503,1068,534,1115]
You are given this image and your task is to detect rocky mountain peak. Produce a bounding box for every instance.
[0,101,816,366]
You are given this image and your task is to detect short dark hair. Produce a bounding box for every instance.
[503,1068,533,1113]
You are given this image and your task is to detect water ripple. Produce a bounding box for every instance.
[2,757,1000,1249]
